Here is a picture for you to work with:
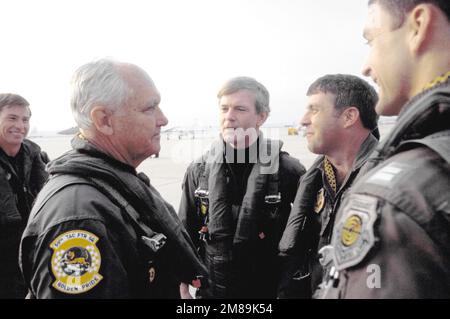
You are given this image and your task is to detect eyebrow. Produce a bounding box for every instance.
[149,96,161,107]
[220,104,248,109]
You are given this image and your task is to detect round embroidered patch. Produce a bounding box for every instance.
[50,230,103,294]
[332,194,379,271]
[341,215,362,247]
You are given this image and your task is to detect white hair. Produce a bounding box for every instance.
[70,58,151,129]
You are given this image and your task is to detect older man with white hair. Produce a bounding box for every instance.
[19,58,207,298]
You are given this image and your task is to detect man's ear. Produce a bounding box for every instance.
[256,111,269,127]
[90,105,114,135]
[342,107,359,128]
[407,4,434,55]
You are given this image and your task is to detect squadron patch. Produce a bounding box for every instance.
[314,188,325,214]
[332,194,378,271]
[50,230,103,294]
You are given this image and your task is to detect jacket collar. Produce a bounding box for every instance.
[309,133,378,174]
[378,79,450,159]
[351,133,379,172]
[0,143,26,178]
[51,134,137,175]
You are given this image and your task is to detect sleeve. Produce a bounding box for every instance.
[276,157,310,297]
[277,182,311,298]
[276,153,306,250]
[21,186,134,299]
[278,170,313,257]
[279,185,304,251]
[339,201,450,298]
[178,162,202,248]
[280,153,306,204]
[29,149,49,195]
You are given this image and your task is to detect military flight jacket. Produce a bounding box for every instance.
[278,134,378,291]
[179,138,305,250]
[0,139,48,298]
[178,138,305,298]
[19,136,207,298]
[320,80,450,298]
[0,139,48,231]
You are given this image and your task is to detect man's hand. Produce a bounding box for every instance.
[179,282,193,299]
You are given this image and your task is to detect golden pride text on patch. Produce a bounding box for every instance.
[50,230,103,294]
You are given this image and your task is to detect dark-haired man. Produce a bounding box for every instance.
[0,93,48,298]
[320,0,450,298]
[278,74,379,298]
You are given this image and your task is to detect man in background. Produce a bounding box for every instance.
[179,76,305,298]
[0,93,48,298]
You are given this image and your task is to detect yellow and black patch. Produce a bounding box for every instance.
[50,230,103,294]
[331,194,378,271]
[314,188,325,214]
[341,215,362,247]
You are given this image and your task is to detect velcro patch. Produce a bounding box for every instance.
[332,194,378,271]
[50,230,103,294]
[365,162,409,187]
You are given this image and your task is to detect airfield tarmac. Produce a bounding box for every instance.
[30,124,394,210]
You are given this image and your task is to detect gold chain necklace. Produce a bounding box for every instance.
[323,157,337,194]
[422,70,450,91]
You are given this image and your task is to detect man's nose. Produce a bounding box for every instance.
[223,108,236,121]
[300,112,310,127]
[15,119,27,131]
[157,109,169,127]
[361,57,371,78]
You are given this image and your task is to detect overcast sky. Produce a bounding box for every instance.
[0,0,372,132]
